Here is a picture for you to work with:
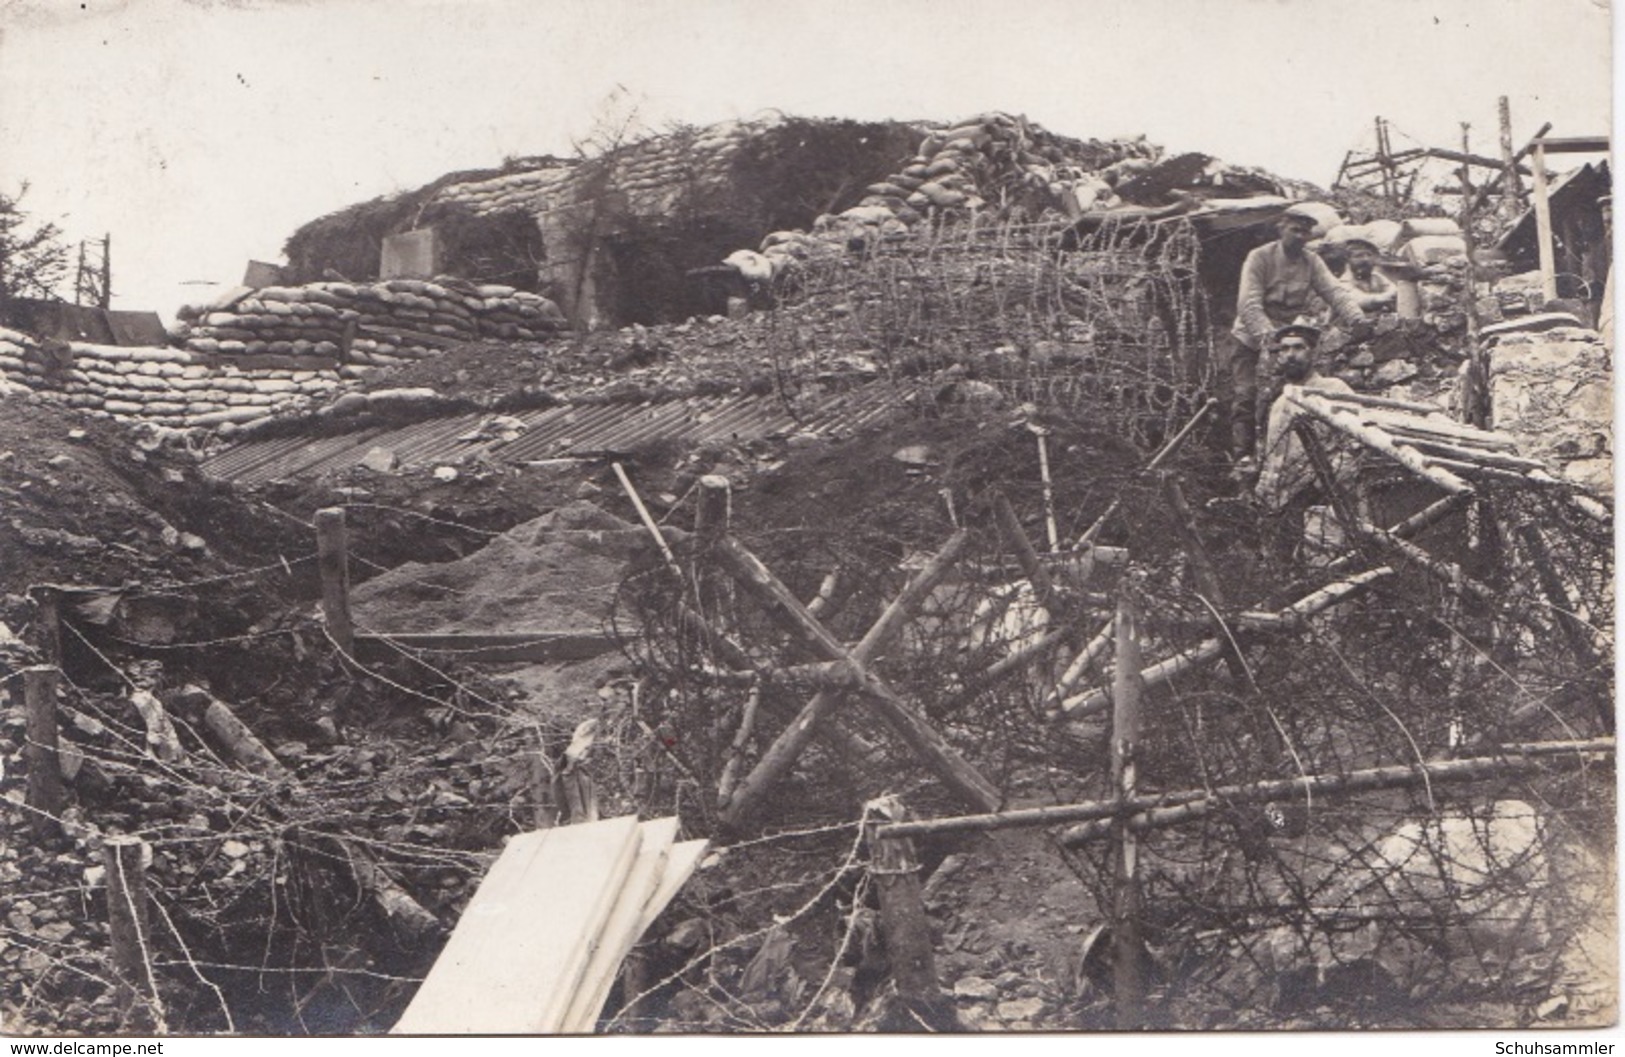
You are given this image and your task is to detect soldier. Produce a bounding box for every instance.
[1222,207,1369,474]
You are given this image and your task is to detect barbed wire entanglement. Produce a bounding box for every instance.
[607,392,1614,1028]
[763,213,1212,450]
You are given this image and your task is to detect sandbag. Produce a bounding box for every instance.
[1403,235,1469,265]
[1400,217,1462,240]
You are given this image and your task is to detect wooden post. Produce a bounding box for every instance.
[18,666,64,840]
[1532,140,1558,302]
[104,835,158,1027]
[31,586,61,666]
[1110,588,1146,1030]
[1032,427,1060,551]
[1456,123,1489,427]
[694,475,731,539]
[865,796,957,1031]
[314,507,353,655]
[99,234,112,310]
[1497,97,1524,222]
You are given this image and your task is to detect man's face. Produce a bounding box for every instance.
[1279,218,1313,253]
[1348,246,1377,276]
[1277,339,1314,382]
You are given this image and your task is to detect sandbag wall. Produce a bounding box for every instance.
[433,118,773,221]
[731,113,1155,279]
[175,279,566,370]
[0,327,341,431]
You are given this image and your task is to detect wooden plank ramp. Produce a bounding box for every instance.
[393,815,706,1034]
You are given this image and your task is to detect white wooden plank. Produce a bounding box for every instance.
[559,817,679,1032]
[635,838,710,938]
[393,815,642,1034]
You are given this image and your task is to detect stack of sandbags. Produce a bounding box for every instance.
[735,112,1156,280]
[432,164,576,216]
[179,278,565,366]
[473,283,568,341]
[432,117,781,221]
[59,343,341,429]
[0,327,53,395]
[0,327,340,431]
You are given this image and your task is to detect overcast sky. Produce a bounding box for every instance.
[0,0,1613,321]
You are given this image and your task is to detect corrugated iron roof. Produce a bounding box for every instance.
[202,382,919,484]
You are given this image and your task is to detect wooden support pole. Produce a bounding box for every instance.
[1033,428,1060,551]
[1078,398,1215,546]
[314,507,353,655]
[1110,589,1146,1029]
[613,462,683,581]
[717,531,999,827]
[871,738,1614,842]
[1058,568,1394,718]
[1159,474,1224,607]
[1516,523,1612,732]
[104,835,159,1027]
[865,796,957,1031]
[19,666,64,840]
[694,475,732,539]
[1058,738,1612,845]
[1532,141,1558,302]
[717,683,763,806]
[992,493,1058,608]
[30,587,61,666]
[1498,97,1524,222]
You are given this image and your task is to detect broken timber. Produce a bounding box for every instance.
[715,529,1001,828]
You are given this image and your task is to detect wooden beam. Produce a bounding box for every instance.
[1425,146,1533,174]
[872,738,1613,841]
[1535,136,1610,153]
[1058,738,1613,845]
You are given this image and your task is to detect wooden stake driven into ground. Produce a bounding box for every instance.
[18,665,64,840]
[105,835,159,1029]
[314,507,354,655]
[1110,588,1146,1030]
[864,796,957,1031]
[715,528,1001,828]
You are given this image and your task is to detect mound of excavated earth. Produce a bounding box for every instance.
[350,500,643,634]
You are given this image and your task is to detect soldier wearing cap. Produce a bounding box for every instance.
[1222,207,1369,470]
[1338,237,1398,312]
[1255,321,1355,514]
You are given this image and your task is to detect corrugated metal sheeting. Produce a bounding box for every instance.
[202,383,909,485]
